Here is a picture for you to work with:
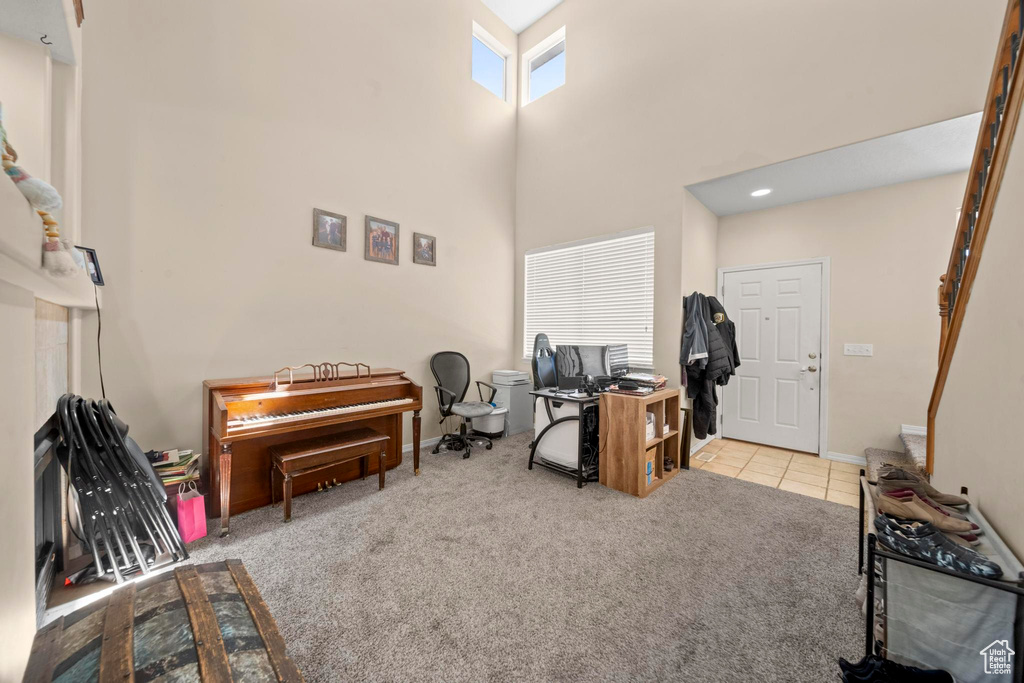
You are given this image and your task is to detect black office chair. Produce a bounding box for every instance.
[430,351,497,459]
[532,333,557,389]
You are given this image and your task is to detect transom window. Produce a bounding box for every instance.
[523,27,566,105]
[472,22,511,102]
[524,228,655,367]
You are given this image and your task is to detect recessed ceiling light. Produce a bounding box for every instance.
[751,188,772,197]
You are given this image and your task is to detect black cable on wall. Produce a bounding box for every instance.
[94,284,106,399]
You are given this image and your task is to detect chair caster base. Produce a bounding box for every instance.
[462,452,471,459]
[485,443,492,450]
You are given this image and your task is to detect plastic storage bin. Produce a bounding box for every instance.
[471,406,507,438]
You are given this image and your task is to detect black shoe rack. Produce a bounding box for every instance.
[858,471,1024,681]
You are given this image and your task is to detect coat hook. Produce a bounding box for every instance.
[40,35,53,45]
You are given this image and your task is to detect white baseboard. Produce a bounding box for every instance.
[403,436,441,454]
[900,424,927,437]
[691,434,712,455]
[826,451,868,466]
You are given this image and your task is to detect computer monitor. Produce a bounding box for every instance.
[555,345,608,379]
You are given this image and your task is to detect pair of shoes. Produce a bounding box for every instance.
[874,515,1002,579]
[877,491,973,533]
[879,484,971,520]
[877,466,968,507]
[897,519,979,549]
[839,654,953,682]
[882,487,982,540]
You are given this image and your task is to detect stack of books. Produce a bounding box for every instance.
[148,449,200,487]
[608,384,655,396]
[620,372,668,390]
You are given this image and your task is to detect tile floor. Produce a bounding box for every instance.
[689,438,862,507]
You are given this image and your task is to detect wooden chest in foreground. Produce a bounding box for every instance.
[24,560,303,682]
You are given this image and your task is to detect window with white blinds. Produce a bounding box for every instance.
[523,229,655,367]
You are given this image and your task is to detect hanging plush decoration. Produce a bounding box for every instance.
[38,210,82,276]
[1,108,62,212]
[1,102,81,277]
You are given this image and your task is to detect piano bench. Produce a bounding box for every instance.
[269,427,390,522]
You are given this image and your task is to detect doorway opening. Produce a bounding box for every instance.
[716,257,830,457]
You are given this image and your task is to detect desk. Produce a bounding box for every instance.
[528,389,600,488]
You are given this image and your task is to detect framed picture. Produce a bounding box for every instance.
[412,232,436,266]
[365,216,399,265]
[313,208,347,252]
[76,246,104,286]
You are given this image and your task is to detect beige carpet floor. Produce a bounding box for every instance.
[188,432,862,682]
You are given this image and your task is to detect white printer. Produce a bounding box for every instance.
[490,370,532,436]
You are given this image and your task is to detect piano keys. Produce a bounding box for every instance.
[227,398,415,431]
[203,365,422,535]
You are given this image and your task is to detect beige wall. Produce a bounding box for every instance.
[681,190,720,320]
[0,281,39,681]
[79,0,519,451]
[0,30,83,680]
[717,173,967,456]
[0,35,50,176]
[0,36,53,267]
[933,136,1024,558]
[513,0,1002,388]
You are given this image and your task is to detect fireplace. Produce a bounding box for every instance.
[33,416,63,624]
[33,299,71,624]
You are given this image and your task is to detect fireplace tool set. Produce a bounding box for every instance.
[52,394,187,584]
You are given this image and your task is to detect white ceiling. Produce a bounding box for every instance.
[0,0,75,64]
[481,0,563,33]
[686,113,982,217]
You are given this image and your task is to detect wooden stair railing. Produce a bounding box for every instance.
[928,0,1024,473]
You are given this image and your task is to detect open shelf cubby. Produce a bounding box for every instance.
[599,388,685,498]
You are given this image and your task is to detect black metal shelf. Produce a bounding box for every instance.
[858,471,1024,681]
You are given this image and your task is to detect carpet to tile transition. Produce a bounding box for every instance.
[188,432,862,682]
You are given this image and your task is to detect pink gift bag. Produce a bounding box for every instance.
[177,482,207,543]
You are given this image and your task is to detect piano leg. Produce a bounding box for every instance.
[283,475,292,523]
[219,443,232,536]
[413,410,421,475]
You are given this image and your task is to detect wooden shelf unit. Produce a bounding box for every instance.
[599,388,684,497]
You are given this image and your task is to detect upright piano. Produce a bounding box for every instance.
[203,363,423,535]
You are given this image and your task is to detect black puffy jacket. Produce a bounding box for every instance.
[682,294,741,439]
[703,297,732,384]
[707,296,740,384]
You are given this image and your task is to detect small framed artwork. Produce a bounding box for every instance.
[313,208,347,252]
[76,246,104,286]
[365,216,399,265]
[413,232,436,266]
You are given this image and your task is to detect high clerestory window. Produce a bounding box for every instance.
[522,27,566,105]
[472,22,511,102]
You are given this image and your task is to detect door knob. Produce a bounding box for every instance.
[808,352,817,359]
[808,365,817,372]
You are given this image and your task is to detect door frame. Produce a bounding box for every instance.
[716,257,831,457]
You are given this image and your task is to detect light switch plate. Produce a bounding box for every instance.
[844,343,873,357]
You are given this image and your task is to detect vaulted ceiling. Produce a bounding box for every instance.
[480,0,563,33]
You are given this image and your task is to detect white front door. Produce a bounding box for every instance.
[722,262,822,453]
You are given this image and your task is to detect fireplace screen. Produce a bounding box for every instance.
[34,416,62,624]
